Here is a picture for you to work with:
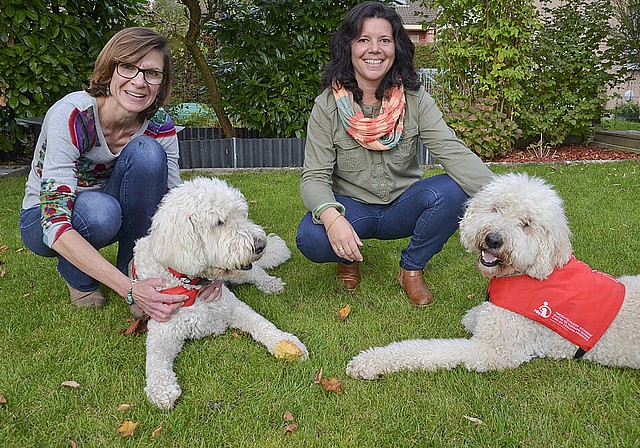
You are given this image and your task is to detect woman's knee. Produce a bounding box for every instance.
[73,192,122,245]
[296,214,329,262]
[123,136,167,173]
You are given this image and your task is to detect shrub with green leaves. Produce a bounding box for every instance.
[211,0,362,138]
[417,0,537,159]
[517,0,624,146]
[0,0,144,155]
[413,43,439,70]
[612,102,640,122]
[446,97,522,159]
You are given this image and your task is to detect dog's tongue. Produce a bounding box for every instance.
[482,250,497,263]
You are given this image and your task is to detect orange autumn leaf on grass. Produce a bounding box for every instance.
[338,304,351,321]
[283,423,298,435]
[312,369,343,394]
[152,425,163,439]
[117,421,140,437]
[320,377,343,394]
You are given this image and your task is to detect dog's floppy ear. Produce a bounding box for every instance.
[146,184,210,275]
[525,186,573,279]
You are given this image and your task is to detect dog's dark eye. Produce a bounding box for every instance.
[521,220,531,228]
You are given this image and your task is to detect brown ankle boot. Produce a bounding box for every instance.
[68,284,107,308]
[398,267,433,306]
[337,261,360,291]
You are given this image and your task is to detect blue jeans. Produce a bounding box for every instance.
[296,174,468,271]
[19,136,168,292]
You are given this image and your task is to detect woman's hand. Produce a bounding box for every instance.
[130,278,186,322]
[321,209,363,262]
[198,280,223,303]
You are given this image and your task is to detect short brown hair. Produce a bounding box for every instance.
[86,27,172,119]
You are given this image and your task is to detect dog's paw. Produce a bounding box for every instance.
[255,275,286,294]
[144,382,182,410]
[346,350,384,380]
[272,335,308,361]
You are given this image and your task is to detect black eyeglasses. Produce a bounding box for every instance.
[116,62,165,85]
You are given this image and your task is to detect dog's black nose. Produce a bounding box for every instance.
[254,237,266,254]
[485,232,503,250]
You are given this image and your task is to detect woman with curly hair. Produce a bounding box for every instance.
[296,2,494,305]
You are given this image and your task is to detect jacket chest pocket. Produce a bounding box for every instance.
[335,137,366,172]
[391,127,418,163]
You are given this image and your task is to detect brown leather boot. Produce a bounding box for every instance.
[68,284,107,308]
[398,267,433,306]
[337,261,360,291]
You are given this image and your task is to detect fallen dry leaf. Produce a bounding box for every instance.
[320,377,343,394]
[117,403,135,411]
[22,293,31,298]
[117,420,140,437]
[6,208,13,212]
[15,248,24,253]
[250,200,257,204]
[338,304,351,321]
[283,423,298,435]
[61,381,80,388]
[69,440,77,448]
[30,281,36,287]
[1,270,5,278]
[463,415,484,425]
[467,294,476,300]
[118,316,149,335]
[0,245,7,254]
[284,411,294,422]
[312,368,323,384]
[273,340,304,360]
[0,395,6,403]
[152,424,162,439]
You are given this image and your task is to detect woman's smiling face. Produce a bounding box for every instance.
[108,49,164,115]
[350,17,395,91]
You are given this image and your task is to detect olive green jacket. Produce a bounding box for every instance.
[300,86,494,223]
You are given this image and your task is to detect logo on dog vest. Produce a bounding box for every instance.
[534,301,552,318]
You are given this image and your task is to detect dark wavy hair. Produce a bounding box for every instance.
[85,27,172,119]
[321,1,421,103]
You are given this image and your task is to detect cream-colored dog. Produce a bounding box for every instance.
[347,173,640,379]
[133,177,307,408]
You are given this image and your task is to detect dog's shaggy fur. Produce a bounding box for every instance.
[347,173,640,379]
[133,177,307,408]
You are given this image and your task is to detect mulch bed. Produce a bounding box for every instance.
[492,145,640,163]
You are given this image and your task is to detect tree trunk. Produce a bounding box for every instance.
[180,0,236,138]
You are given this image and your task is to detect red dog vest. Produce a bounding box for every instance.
[488,255,625,352]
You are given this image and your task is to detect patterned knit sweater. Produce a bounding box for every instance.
[21,91,181,248]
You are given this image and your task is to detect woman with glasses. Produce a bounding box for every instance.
[19,27,220,321]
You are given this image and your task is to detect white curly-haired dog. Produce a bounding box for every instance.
[132,176,307,409]
[347,173,640,379]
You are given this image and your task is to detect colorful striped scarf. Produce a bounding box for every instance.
[333,83,405,151]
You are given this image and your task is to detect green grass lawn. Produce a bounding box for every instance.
[1,161,639,447]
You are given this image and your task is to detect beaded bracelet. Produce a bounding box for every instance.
[126,279,138,305]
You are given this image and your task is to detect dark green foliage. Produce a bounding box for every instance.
[0,0,145,154]
[413,43,439,69]
[612,102,640,122]
[210,0,363,138]
[446,97,521,159]
[517,0,624,146]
